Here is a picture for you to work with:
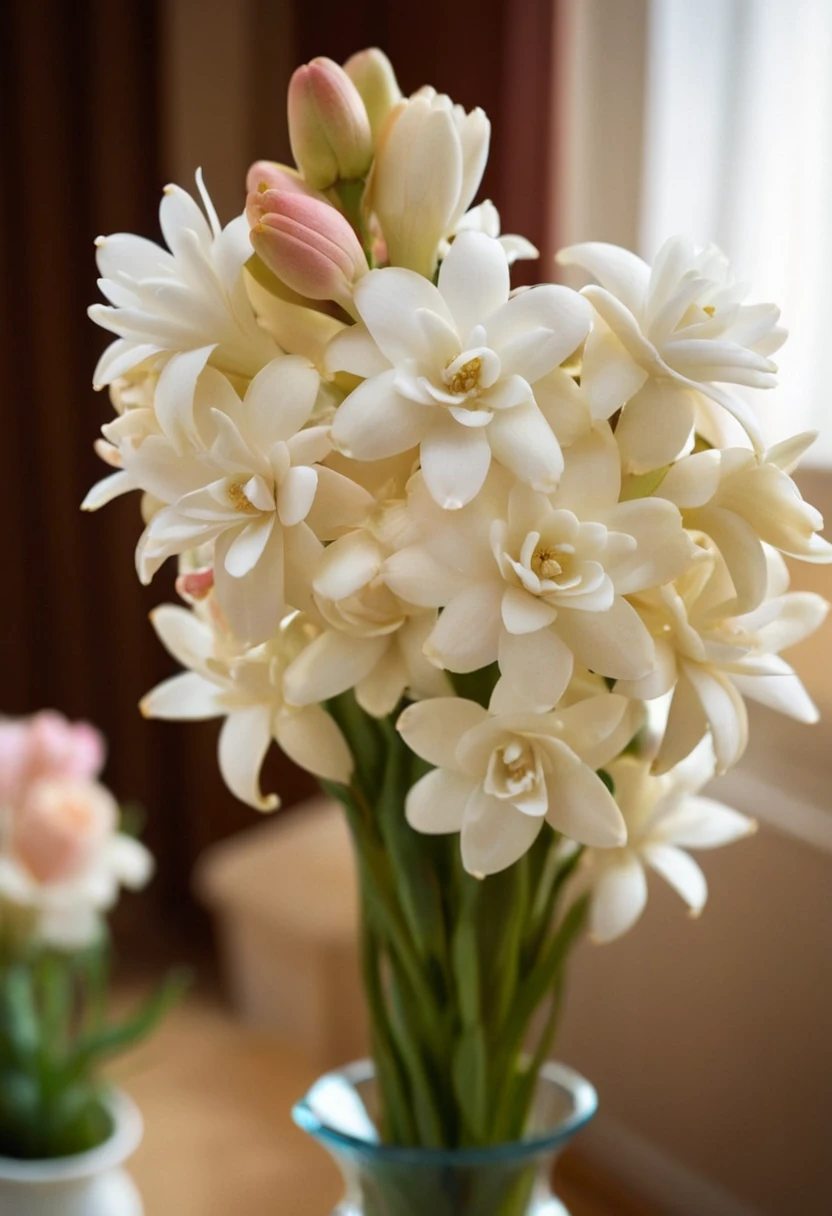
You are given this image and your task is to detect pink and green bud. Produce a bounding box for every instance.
[248,189,368,312]
[343,48,401,141]
[288,57,373,189]
[246,160,327,201]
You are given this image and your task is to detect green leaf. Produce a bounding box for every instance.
[451,1025,488,1142]
[68,968,190,1078]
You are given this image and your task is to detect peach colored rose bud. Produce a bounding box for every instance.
[26,711,106,783]
[248,190,368,312]
[343,48,401,140]
[288,57,373,189]
[13,778,117,885]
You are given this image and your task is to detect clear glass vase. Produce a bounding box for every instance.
[293,1059,597,1216]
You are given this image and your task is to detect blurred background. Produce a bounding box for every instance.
[2,1,831,1213]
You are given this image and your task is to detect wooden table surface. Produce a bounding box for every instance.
[112,993,649,1216]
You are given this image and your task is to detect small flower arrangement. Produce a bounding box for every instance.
[0,712,182,1160]
[83,48,830,1151]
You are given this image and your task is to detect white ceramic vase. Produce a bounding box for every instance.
[0,1091,144,1216]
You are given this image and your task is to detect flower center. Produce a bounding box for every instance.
[445,356,482,396]
[227,479,260,514]
[496,740,537,794]
[703,305,716,316]
[531,545,567,581]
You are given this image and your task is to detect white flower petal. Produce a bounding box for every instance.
[278,465,318,527]
[615,380,696,474]
[498,627,573,711]
[421,413,492,509]
[731,658,819,723]
[314,530,382,601]
[149,604,214,669]
[654,671,709,774]
[224,513,276,578]
[557,241,650,316]
[501,587,558,635]
[140,672,227,720]
[331,371,433,460]
[396,697,488,770]
[684,663,749,773]
[425,583,503,672]
[354,267,455,366]
[218,707,278,811]
[544,740,627,846]
[486,286,592,382]
[556,597,655,681]
[214,523,285,644]
[324,323,392,378]
[590,854,648,943]
[657,450,722,508]
[355,644,407,716]
[579,323,648,418]
[405,768,474,834]
[438,230,509,339]
[383,545,466,607]
[487,401,563,492]
[657,797,755,848]
[275,705,353,784]
[460,788,543,876]
[283,630,386,706]
[246,355,319,446]
[642,843,707,914]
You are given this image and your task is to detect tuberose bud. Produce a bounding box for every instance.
[343,48,401,141]
[248,190,368,313]
[246,160,327,201]
[288,57,373,189]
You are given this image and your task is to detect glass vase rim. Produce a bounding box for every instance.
[292,1057,597,1167]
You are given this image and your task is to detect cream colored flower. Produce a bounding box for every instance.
[656,432,832,613]
[327,231,591,509]
[557,236,786,470]
[142,603,353,810]
[386,427,697,709]
[619,545,828,773]
[447,199,538,266]
[283,529,450,716]
[370,87,490,278]
[397,692,630,875]
[584,746,755,942]
[90,173,278,387]
[125,355,368,644]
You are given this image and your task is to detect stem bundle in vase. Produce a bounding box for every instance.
[83,46,830,1153]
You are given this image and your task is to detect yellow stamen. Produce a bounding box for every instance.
[703,305,716,316]
[227,480,258,514]
[446,356,482,395]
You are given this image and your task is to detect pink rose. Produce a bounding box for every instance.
[12,777,118,885]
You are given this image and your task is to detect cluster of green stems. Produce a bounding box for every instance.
[323,680,588,1153]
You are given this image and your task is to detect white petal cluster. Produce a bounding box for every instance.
[85,50,831,939]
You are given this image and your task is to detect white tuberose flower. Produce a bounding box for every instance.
[397,693,629,876]
[386,428,696,709]
[89,173,279,388]
[283,528,450,717]
[557,236,786,470]
[585,746,755,942]
[327,231,592,509]
[141,604,353,810]
[370,88,490,278]
[136,356,363,644]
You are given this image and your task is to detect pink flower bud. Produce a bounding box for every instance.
[248,190,368,312]
[343,48,401,140]
[288,57,373,189]
[26,711,106,783]
[176,567,215,602]
[245,160,326,201]
[13,778,117,885]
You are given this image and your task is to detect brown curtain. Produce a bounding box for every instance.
[1,0,560,948]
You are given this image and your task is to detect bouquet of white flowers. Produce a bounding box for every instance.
[84,48,829,1158]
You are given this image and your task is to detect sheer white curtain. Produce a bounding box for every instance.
[640,0,832,462]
